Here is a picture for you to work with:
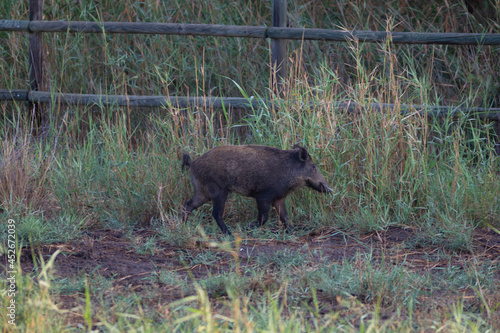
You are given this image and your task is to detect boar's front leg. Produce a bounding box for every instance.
[273,197,291,232]
[211,190,231,235]
[257,201,270,227]
[252,196,272,228]
[250,197,290,232]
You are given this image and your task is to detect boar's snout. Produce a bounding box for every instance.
[307,175,333,194]
[319,183,333,193]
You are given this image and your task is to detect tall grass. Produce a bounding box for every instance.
[1,0,500,330]
[1,0,499,247]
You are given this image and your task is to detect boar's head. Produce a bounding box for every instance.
[293,145,333,194]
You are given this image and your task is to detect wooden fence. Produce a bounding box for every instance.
[1,0,500,126]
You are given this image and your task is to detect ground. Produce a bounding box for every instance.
[6,226,500,327]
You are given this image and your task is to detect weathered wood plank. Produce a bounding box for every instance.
[27,91,258,109]
[2,90,499,119]
[0,89,28,101]
[271,0,287,90]
[29,0,44,131]
[3,19,500,45]
[27,20,267,38]
[267,27,500,45]
[0,20,29,31]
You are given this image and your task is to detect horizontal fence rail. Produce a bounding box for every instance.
[2,20,500,45]
[2,89,499,120]
[1,2,500,128]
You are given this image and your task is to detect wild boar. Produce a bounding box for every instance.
[181,145,332,235]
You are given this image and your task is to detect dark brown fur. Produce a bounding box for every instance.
[181,145,332,235]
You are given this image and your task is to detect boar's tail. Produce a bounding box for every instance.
[181,154,192,172]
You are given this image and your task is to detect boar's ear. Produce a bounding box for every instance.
[294,146,309,162]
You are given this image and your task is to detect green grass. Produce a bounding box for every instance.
[3,245,499,331]
[1,0,500,331]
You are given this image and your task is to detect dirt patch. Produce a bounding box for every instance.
[3,226,500,316]
[8,226,500,282]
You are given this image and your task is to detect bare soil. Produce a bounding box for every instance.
[4,226,500,323]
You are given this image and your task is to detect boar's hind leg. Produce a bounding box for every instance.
[183,193,209,222]
[254,197,272,228]
[212,191,231,235]
[273,198,291,232]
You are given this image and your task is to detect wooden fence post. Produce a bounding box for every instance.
[271,0,287,94]
[29,0,44,132]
